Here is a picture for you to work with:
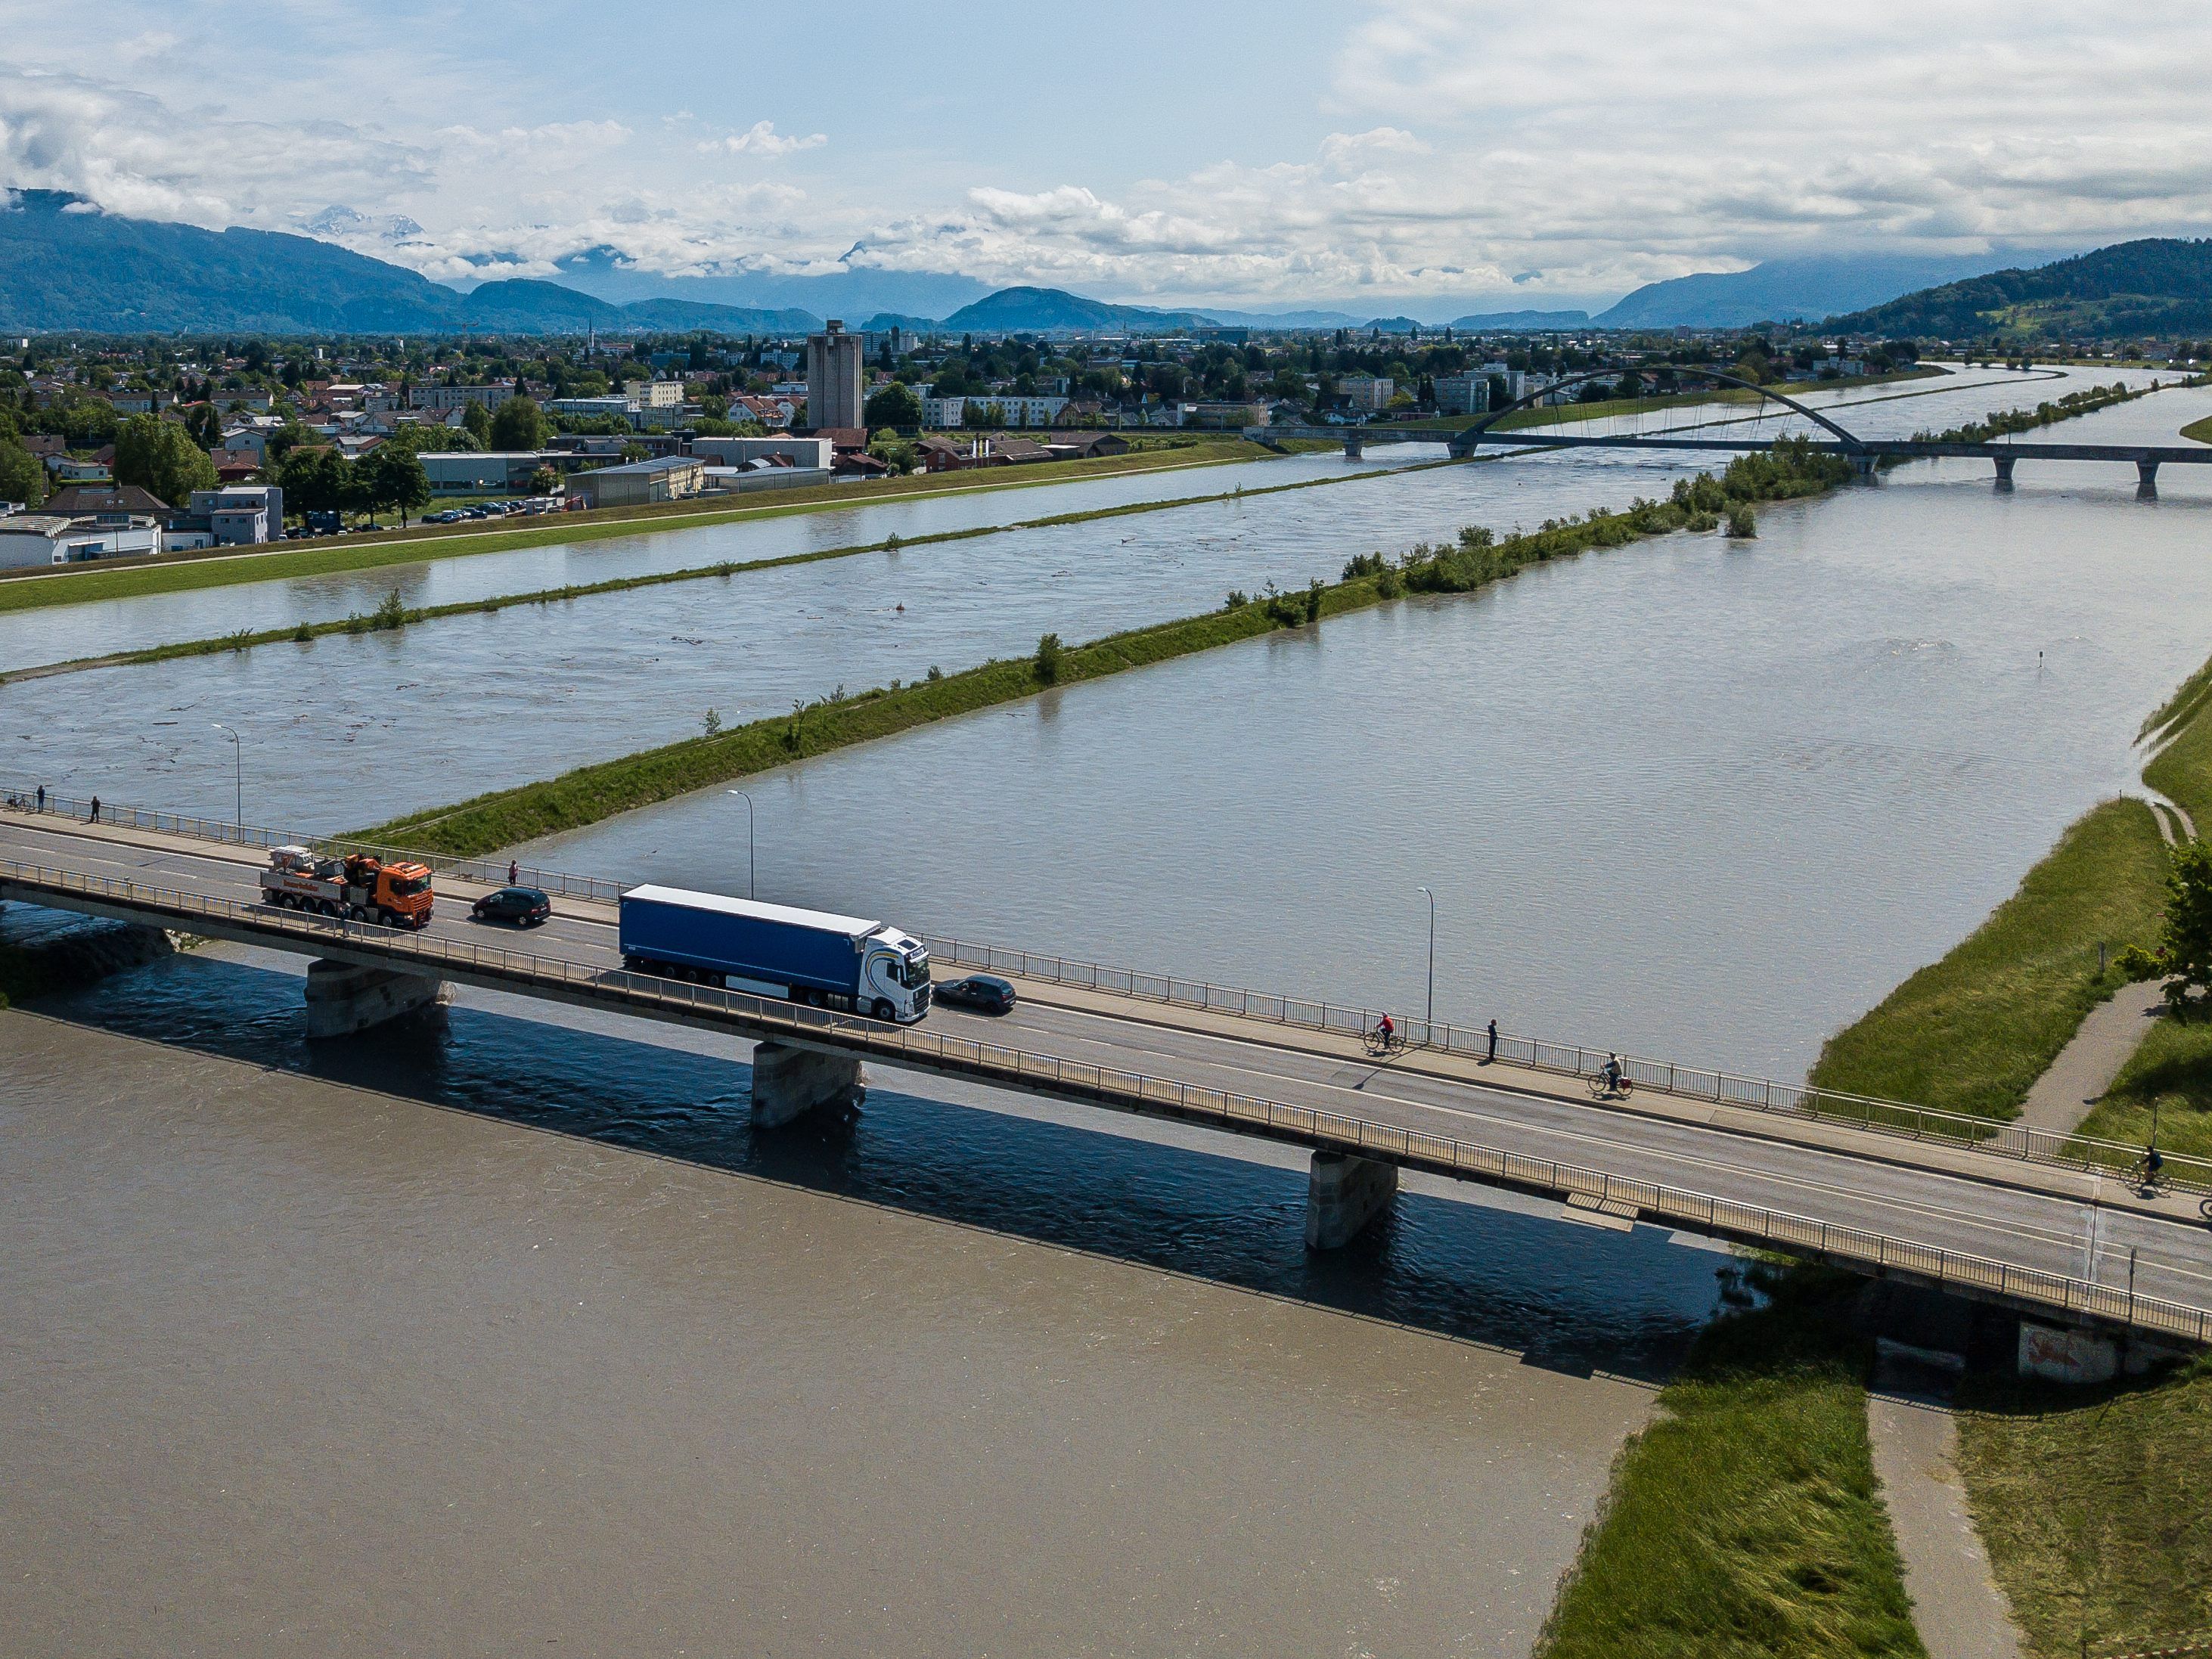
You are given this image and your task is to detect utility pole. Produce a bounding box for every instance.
[1418,885,1436,1037]
[727,790,755,899]
[211,724,242,826]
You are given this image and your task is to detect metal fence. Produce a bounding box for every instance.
[922,931,2212,1193]
[0,781,624,904]
[5,851,2207,1347]
[5,780,2204,1195]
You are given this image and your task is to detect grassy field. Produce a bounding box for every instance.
[0,438,1271,616]
[1807,801,2170,1119]
[2076,1015,2212,1157]
[1956,1356,2212,1658]
[2,457,1450,683]
[2183,413,2212,445]
[1537,1267,1924,1659]
[359,445,1852,851]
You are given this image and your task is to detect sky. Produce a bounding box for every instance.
[4,0,2210,311]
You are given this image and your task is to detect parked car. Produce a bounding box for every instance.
[933,972,1017,1013]
[470,885,552,926]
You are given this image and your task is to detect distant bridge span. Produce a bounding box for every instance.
[1252,367,2204,487]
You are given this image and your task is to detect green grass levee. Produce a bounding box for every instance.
[1807,802,2169,1120]
[358,443,1854,853]
[1536,1268,1925,1659]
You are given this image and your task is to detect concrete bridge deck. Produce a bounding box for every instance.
[5,805,2210,1346]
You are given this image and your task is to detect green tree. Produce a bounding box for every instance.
[862,382,923,428]
[113,413,216,507]
[461,399,494,445]
[487,395,551,451]
[275,445,349,519]
[0,438,45,508]
[2156,839,2212,1018]
[357,446,430,526]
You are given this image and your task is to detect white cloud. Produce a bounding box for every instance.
[698,120,825,158]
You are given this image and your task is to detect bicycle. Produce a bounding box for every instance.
[1363,1025,1407,1058]
[2127,1152,2168,1195]
[1589,1071,1635,1100]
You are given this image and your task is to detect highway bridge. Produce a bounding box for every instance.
[1255,367,2207,486]
[5,792,2210,1351]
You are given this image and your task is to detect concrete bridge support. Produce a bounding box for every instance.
[303,958,446,1039]
[1342,433,1365,460]
[2138,458,2161,494]
[1993,455,2016,485]
[749,1040,866,1127]
[1305,1150,1398,1249]
[1850,452,1879,480]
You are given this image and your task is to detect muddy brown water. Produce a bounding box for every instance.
[0,937,1730,1655]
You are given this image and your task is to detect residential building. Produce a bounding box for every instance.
[547,395,637,420]
[805,320,864,433]
[566,455,706,510]
[1337,375,1394,411]
[408,383,513,413]
[962,394,1069,428]
[622,379,684,410]
[0,513,161,569]
[187,485,284,545]
[47,458,112,482]
[921,395,965,428]
[731,393,799,428]
[41,484,174,516]
[1434,373,1491,415]
[687,436,833,471]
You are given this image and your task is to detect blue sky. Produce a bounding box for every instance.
[6,1,2210,309]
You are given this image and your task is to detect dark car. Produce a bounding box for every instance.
[471,885,552,926]
[933,972,1017,1014]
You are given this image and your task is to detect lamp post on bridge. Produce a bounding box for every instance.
[210,724,243,826]
[1417,885,1436,1038]
[727,790,755,899]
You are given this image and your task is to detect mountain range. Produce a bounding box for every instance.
[2,190,2195,340]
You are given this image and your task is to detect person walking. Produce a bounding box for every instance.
[508,859,519,885]
[35,784,45,812]
[1486,1019,1498,1063]
[88,795,101,823]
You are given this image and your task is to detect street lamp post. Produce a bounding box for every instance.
[727,790,755,899]
[1417,885,1436,1037]
[211,724,242,826]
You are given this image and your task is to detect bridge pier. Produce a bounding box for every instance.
[1993,455,2016,485]
[2138,458,2161,493]
[1850,452,1879,481]
[1305,1150,1397,1249]
[1342,433,1365,460]
[303,958,446,1040]
[749,1040,866,1127]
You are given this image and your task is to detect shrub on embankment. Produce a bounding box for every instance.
[358,443,1854,856]
[1536,1266,1924,1659]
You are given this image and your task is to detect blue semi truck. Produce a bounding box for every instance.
[617,885,932,1024]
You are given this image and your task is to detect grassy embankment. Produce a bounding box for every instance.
[2183,412,2212,445]
[358,442,1851,854]
[1,457,1458,684]
[1953,1355,2212,1658]
[1537,1267,1925,1659]
[0,437,1274,616]
[2066,656,2212,1158]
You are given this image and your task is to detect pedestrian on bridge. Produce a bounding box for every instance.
[35,784,44,813]
[88,795,100,824]
[509,859,519,885]
[1486,1019,1498,1063]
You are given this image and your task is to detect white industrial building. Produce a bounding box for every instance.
[687,436,833,471]
[0,513,161,569]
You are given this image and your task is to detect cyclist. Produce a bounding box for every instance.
[2144,1145,2166,1187]
[1601,1053,1624,1093]
[1376,1013,1396,1049]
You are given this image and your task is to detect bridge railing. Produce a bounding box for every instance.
[0,781,624,904]
[921,930,2212,1195]
[5,851,2205,1347]
[6,784,2202,1195]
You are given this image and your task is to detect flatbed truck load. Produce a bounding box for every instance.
[617,885,932,1024]
[259,845,435,929]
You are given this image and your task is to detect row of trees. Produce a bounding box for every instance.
[275,444,432,526]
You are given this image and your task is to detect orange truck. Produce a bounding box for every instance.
[259,845,435,929]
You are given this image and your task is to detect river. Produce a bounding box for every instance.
[528,380,2212,1082]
